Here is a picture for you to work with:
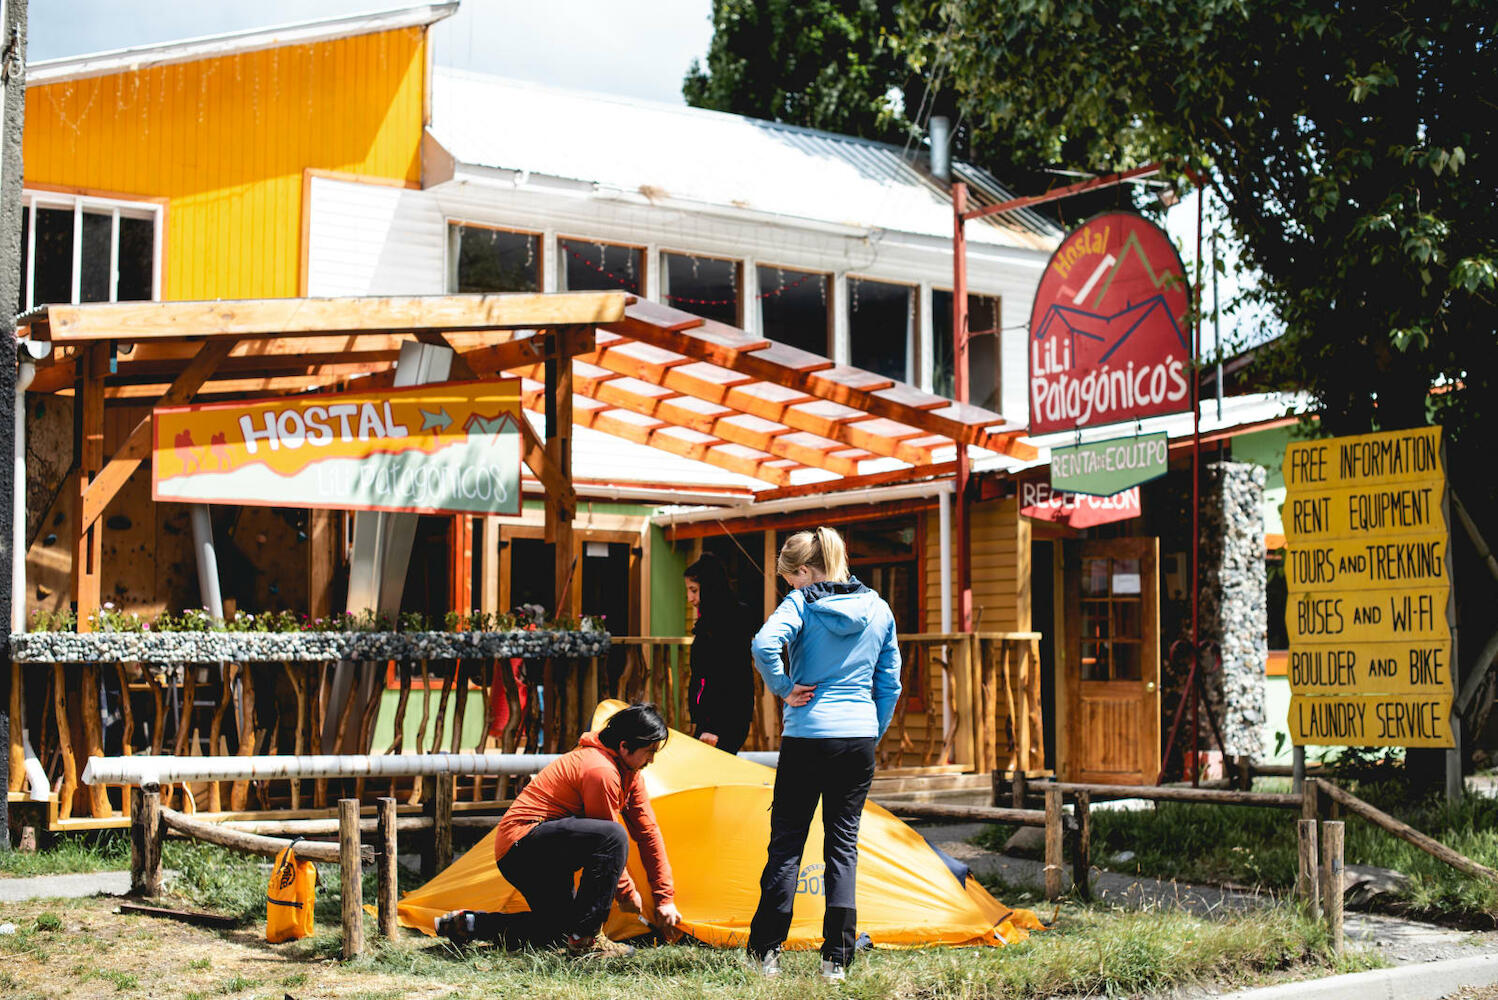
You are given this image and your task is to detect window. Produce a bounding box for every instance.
[661,252,740,325]
[17,192,161,312]
[1080,555,1144,681]
[932,291,1002,410]
[559,238,643,295]
[757,265,830,355]
[448,223,541,293]
[849,277,913,383]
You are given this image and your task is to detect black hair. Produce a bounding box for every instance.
[597,703,669,753]
[684,552,735,617]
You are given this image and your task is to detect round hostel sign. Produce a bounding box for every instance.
[1028,211,1192,435]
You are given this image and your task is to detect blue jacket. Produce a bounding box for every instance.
[751,578,902,739]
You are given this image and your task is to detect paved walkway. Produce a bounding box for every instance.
[0,870,134,903]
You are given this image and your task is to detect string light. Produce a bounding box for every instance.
[557,242,823,306]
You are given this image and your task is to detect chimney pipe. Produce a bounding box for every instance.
[929,116,951,182]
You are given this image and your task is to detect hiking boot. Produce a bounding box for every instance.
[747,947,782,977]
[820,959,847,984]
[565,932,636,960]
[435,910,477,946]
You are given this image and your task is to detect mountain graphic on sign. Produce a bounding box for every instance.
[1032,232,1189,368]
[463,411,520,440]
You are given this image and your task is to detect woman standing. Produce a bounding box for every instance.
[684,554,757,755]
[745,527,901,983]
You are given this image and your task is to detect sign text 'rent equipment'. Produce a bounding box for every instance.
[1282,426,1453,747]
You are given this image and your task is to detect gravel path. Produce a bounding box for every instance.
[913,821,1498,967]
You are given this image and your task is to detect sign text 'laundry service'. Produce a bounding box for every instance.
[152,380,525,516]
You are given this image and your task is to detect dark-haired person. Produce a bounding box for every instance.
[746,526,901,983]
[684,554,757,755]
[436,704,682,957]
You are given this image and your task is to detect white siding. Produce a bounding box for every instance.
[306,176,445,296]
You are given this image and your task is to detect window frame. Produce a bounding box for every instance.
[846,273,918,385]
[658,248,745,327]
[444,219,545,294]
[557,234,648,296]
[755,261,833,357]
[930,285,1004,406]
[18,187,165,311]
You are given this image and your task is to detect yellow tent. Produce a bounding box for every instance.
[397,702,1042,949]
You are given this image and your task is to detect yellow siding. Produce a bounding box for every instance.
[924,496,1031,632]
[23,28,427,300]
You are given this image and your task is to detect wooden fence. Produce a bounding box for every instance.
[9,630,1046,827]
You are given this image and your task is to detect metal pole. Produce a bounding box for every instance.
[953,181,972,632]
[189,505,224,619]
[1213,226,1223,421]
[1190,189,1204,786]
[939,489,953,749]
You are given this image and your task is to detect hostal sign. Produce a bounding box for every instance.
[1282,426,1453,748]
[153,380,525,517]
[1028,212,1192,435]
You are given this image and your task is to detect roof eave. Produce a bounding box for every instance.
[26,2,459,87]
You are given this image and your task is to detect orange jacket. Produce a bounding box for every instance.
[493,732,675,906]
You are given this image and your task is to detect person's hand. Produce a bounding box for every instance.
[699,732,719,747]
[618,888,643,913]
[785,683,816,707]
[656,902,682,928]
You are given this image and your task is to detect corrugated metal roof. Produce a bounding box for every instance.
[429,68,1062,251]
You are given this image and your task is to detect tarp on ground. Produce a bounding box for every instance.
[397,701,1043,949]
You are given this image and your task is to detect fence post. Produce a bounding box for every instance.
[434,772,454,874]
[129,786,162,897]
[1071,790,1091,900]
[339,798,364,959]
[1296,817,1320,920]
[1301,777,1320,823]
[1012,770,1028,810]
[1044,786,1064,901]
[377,796,398,941]
[1322,820,1345,957]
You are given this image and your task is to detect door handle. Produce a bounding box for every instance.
[1145,681,1156,692]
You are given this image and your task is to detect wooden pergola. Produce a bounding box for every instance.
[17,291,1036,625]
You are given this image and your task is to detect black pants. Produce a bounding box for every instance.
[747,736,876,966]
[491,816,628,945]
[697,725,749,756]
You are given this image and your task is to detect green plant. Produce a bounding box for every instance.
[34,913,62,932]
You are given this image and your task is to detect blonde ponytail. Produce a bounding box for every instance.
[775,526,850,583]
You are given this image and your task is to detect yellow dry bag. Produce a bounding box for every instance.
[266,839,318,942]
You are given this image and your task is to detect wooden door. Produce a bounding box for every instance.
[1063,537,1161,784]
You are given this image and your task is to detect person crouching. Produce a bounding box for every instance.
[437,703,683,957]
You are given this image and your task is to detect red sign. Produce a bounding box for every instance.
[1028,212,1192,435]
[1019,480,1142,528]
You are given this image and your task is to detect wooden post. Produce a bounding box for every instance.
[72,343,107,626]
[1072,790,1092,900]
[1322,820,1344,957]
[1296,817,1320,920]
[1044,785,1064,900]
[80,665,112,817]
[1012,769,1028,810]
[307,510,338,622]
[377,796,399,942]
[8,664,24,794]
[434,771,454,874]
[339,798,364,959]
[53,664,77,817]
[129,787,162,896]
[545,331,577,617]
[1301,776,1320,822]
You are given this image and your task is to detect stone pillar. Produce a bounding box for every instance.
[1198,462,1268,759]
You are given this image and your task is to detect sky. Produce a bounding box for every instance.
[26,0,715,105]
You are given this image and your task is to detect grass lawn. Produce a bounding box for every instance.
[0,840,1374,999]
[974,778,1498,923]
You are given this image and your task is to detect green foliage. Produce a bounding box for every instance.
[0,831,130,876]
[26,605,609,634]
[901,0,1496,450]
[33,913,62,932]
[1086,787,1498,920]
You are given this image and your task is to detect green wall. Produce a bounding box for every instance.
[650,522,689,637]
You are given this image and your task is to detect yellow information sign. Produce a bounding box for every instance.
[1282,426,1453,748]
[1287,639,1454,696]
[1285,533,1447,591]
[1283,426,1443,490]
[1289,693,1453,748]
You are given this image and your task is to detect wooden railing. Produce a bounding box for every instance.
[8,630,1046,828]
